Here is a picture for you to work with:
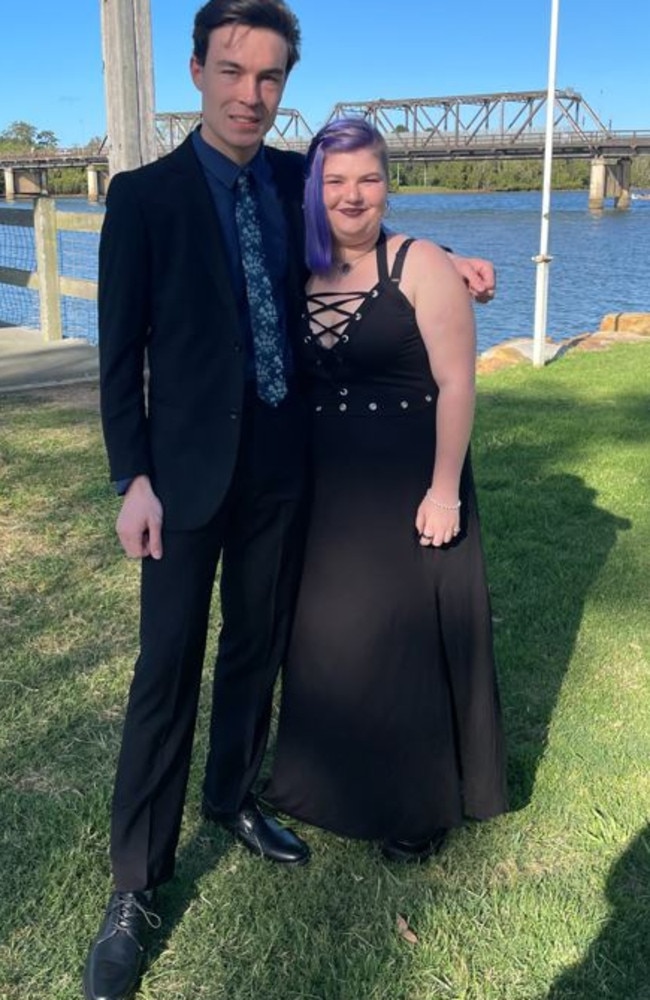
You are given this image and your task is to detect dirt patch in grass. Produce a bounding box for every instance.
[17,382,101,412]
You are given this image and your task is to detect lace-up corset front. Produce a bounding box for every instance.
[299,237,439,417]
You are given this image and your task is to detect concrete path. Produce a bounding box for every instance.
[2,324,553,393]
[1,318,647,393]
[0,326,99,392]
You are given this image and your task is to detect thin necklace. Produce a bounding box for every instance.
[335,229,385,275]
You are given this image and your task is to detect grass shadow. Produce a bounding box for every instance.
[472,385,640,810]
[543,823,650,999]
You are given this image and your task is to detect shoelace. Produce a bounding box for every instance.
[108,893,161,946]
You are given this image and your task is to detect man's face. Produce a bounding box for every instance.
[190,23,289,165]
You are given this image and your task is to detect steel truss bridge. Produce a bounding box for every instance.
[2,91,649,172]
[153,90,650,162]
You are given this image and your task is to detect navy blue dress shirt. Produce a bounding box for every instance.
[191,128,292,381]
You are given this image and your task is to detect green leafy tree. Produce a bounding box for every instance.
[35,129,58,149]
[0,120,59,151]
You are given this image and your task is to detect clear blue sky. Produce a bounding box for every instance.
[2,0,649,146]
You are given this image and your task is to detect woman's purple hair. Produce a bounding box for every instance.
[304,117,389,275]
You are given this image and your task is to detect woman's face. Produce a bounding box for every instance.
[321,146,388,248]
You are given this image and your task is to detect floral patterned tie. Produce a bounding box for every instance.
[235,170,287,407]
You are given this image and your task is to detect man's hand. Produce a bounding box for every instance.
[448,254,496,304]
[116,475,164,559]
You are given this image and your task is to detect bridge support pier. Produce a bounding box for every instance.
[3,168,16,201]
[589,157,632,210]
[86,165,109,202]
[2,168,48,198]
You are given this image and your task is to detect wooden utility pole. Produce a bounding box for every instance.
[100,0,157,177]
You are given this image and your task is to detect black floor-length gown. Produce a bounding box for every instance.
[265,237,507,841]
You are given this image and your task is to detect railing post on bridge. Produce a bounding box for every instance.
[33,196,63,342]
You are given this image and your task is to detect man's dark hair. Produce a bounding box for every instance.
[193,0,301,73]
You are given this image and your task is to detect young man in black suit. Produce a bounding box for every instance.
[84,2,495,997]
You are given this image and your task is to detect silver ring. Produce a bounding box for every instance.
[421,533,433,540]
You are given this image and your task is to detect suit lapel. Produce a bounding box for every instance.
[162,139,306,338]
[166,137,241,324]
[265,147,308,329]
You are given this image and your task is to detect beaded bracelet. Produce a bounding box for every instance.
[425,490,461,510]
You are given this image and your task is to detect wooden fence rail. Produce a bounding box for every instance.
[0,198,101,341]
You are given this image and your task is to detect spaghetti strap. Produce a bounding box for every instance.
[389,238,415,284]
[375,229,390,284]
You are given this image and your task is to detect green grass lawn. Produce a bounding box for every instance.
[1,343,649,1000]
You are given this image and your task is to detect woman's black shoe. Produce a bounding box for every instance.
[380,829,447,863]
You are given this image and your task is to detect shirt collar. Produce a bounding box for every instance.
[191,127,269,190]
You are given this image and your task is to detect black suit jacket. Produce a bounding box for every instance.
[98,136,307,530]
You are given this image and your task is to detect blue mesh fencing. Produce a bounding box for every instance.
[0,201,100,342]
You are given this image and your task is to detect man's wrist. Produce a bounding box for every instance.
[114,477,134,496]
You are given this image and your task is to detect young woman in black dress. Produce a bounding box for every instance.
[265,118,507,861]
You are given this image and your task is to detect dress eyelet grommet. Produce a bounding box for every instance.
[339,387,349,397]
[400,400,409,409]
[369,402,378,411]
[425,394,433,403]
[339,403,347,412]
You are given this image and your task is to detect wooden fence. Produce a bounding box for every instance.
[0,198,100,341]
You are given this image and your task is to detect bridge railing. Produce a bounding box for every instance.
[0,198,100,341]
[3,129,650,169]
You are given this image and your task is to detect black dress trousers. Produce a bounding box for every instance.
[110,388,308,892]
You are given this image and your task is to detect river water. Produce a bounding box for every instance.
[390,190,650,352]
[1,190,648,352]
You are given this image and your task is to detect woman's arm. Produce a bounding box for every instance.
[403,240,477,546]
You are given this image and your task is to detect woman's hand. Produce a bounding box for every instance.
[415,493,461,547]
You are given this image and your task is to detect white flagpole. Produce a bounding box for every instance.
[532,0,561,368]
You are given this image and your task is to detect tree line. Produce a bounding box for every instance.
[0,121,103,196]
[390,156,650,192]
[2,119,650,196]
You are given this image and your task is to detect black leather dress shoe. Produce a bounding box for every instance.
[83,890,159,1000]
[381,828,448,863]
[203,797,310,865]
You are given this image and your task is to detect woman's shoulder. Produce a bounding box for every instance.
[385,229,447,259]
[401,235,450,264]
[388,234,454,280]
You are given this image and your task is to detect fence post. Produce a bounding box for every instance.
[33,196,62,342]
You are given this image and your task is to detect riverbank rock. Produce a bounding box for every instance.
[599,313,650,335]
[477,312,650,372]
[476,343,530,373]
